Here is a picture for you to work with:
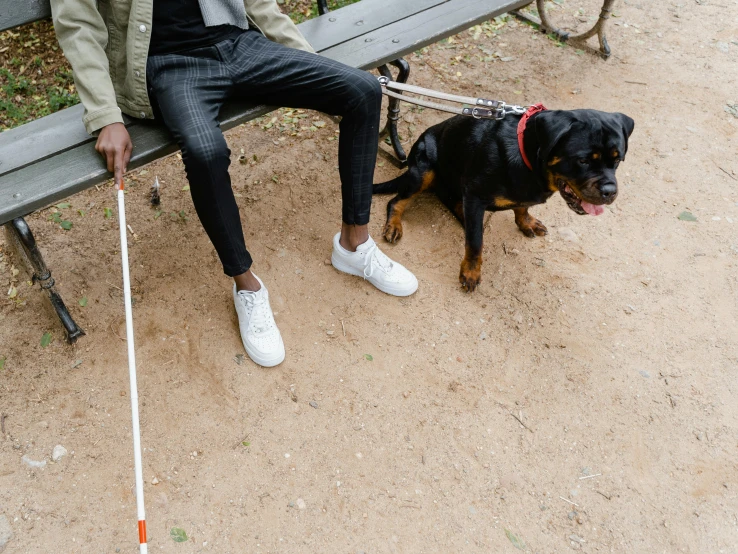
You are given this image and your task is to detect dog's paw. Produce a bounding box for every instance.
[459,266,481,293]
[383,221,403,243]
[516,216,548,238]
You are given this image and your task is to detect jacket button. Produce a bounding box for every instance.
[139,24,146,32]
[140,111,146,118]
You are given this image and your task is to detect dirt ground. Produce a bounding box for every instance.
[2,1,738,552]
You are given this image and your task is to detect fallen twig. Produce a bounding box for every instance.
[579,473,602,480]
[106,280,123,292]
[559,496,579,507]
[624,80,648,85]
[340,319,346,337]
[1,413,7,435]
[510,412,533,433]
[712,160,737,181]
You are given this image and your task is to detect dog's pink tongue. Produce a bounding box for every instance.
[581,201,604,216]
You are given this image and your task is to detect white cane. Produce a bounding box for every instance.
[116,179,148,553]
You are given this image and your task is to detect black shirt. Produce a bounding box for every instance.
[149,0,243,56]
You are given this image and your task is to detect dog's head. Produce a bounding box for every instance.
[535,109,634,215]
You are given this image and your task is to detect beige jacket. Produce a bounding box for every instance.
[50,0,314,134]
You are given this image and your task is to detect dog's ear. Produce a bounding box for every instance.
[534,111,574,166]
[614,113,635,159]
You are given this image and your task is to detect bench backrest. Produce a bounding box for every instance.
[0,0,50,32]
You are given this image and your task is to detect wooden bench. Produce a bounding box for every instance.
[1,0,548,342]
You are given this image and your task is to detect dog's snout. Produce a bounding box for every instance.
[599,183,617,201]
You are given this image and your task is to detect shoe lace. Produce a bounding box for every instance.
[240,293,272,334]
[363,243,393,280]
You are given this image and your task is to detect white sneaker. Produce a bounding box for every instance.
[233,275,285,367]
[331,233,418,297]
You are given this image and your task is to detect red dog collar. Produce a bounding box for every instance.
[517,103,547,171]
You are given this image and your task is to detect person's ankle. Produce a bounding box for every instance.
[234,271,261,292]
[339,235,356,252]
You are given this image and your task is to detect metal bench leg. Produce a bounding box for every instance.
[514,0,616,59]
[5,217,85,344]
[378,58,411,166]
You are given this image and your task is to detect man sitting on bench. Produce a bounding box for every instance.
[50,0,419,367]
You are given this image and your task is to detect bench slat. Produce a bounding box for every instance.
[297,0,445,52]
[0,105,108,176]
[0,0,51,32]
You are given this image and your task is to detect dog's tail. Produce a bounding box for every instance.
[373,172,408,195]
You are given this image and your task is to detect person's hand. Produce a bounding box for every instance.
[95,122,132,188]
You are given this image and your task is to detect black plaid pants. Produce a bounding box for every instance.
[146,29,382,276]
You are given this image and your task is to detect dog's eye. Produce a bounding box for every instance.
[577,158,589,166]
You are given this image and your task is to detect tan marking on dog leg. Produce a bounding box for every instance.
[419,170,436,191]
[513,207,548,238]
[384,198,410,243]
[459,245,482,293]
[383,170,435,243]
[493,197,516,208]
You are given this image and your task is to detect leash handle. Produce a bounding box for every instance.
[378,76,527,120]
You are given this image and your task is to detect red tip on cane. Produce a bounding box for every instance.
[119,178,125,192]
[138,520,147,544]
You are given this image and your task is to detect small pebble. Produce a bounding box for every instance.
[479,331,487,340]
[51,445,68,462]
[309,401,318,409]
[0,515,12,548]
[21,455,46,469]
[323,259,331,265]
[558,227,578,242]
[402,391,410,398]
[715,41,730,53]
[296,498,306,510]
[151,477,160,485]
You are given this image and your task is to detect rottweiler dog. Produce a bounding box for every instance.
[373,108,635,292]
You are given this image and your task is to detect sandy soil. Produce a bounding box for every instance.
[2,1,738,552]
